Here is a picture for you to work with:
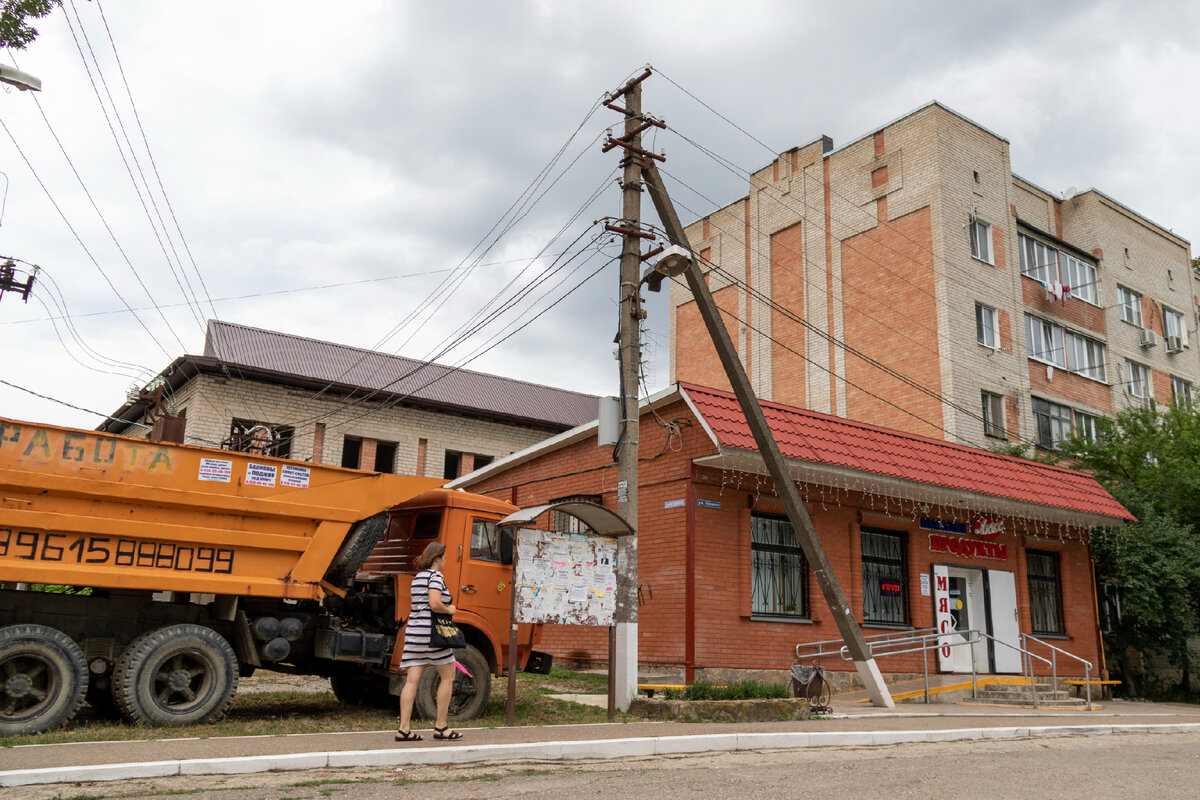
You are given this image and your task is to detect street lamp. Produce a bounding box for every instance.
[0,64,41,91]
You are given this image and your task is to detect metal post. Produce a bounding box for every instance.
[641,164,893,708]
[923,646,930,704]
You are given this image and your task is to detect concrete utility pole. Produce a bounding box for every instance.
[602,69,657,711]
[641,162,894,709]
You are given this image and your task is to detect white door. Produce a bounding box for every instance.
[987,569,1022,673]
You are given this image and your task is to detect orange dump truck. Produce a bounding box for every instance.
[0,417,548,735]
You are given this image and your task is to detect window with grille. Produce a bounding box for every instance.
[551,494,602,534]
[860,528,907,625]
[750,513,808,619]
[1026,550,1063,635]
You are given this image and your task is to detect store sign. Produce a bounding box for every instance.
[879,579,902,596]
[971,515,1004,539]
[928,533,1008,561]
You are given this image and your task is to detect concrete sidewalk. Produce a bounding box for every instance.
[4,698,1199,789]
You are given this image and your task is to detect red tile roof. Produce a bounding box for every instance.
[681,382,1134,523]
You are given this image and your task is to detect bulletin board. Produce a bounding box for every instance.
[512,528,618,625]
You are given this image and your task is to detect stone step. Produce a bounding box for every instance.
[968,694,1090,708]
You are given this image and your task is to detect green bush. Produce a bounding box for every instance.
[662,680,788,700]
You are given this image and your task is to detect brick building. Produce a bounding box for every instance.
[672,102,1199,450]
[453,383,1132,683]
[101,320,599,479]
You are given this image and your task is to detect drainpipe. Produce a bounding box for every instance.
[685,461,697,683]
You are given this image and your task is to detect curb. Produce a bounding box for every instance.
[5,723,1200,788]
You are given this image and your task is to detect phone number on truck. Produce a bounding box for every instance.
[0,528,235,574]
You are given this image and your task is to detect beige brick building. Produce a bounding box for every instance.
[102,321,599,479]
[672,102,1199,450]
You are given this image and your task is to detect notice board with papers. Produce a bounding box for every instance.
[511,528,618,625]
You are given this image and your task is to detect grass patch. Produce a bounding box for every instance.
[2,668,627,747]
[661,680,789,701]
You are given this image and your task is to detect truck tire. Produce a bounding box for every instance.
[414,644,490,721]
[330,671,395,709]
[0,624,88,736]
[325,513,389,587]
[113,624,238,727]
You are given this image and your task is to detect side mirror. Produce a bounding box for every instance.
[500,528,514,565]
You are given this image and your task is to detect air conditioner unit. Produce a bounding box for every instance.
[1139,328,1159,348]
[1166,335,1184,353]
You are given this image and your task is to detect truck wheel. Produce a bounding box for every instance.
[325,513,388,586]
[113,624,238,727]
[414,644,490,721]
[0,624,88,736]
[330,671,394,709]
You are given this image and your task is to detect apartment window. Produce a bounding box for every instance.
[1025,315,1065,367]
[1060,253,1098,305]
[469,519,501,562]
[1026,550,1064,635]
[1064,331,1107,382]
[975,303,999,349]
[1019,234,1059,283]
[750,513,809,619]
[1117,286,1143,326]
[861,528,907,626]
[1125,360,1151,399]
[1164,307,1186,350]
[969,219,993,264]
[551,494,602,533]
[1026,315,1106,382]
[229,419,294,459]
[1074,411,1099,441]
[981,391,1006,439]
[1032,397,1073,448]
[1171,376,1193,405]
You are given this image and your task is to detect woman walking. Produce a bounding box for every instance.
[395,541,463,741]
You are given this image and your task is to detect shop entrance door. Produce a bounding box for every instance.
[986,569,1022,673]
[933,565,988,673]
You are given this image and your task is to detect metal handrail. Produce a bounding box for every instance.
[1021,633,1095,710]
[793,627,1094,709]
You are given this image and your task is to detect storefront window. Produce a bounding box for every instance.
[750,513,808,618]
[1026,549,1063,635]
[861,528,908,625]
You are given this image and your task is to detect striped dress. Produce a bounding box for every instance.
[398,568,456,669]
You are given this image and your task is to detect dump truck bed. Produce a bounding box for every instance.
[0,418,443,599]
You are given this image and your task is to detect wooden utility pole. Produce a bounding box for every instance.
[602,69,658,711]
[641,162,895,708]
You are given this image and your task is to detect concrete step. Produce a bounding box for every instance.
[967,694,1090,708]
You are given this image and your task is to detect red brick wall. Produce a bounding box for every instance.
[675,283,739,394]
[841,206,942,437]
[770,221,806,405]
[1027,361,1112,412]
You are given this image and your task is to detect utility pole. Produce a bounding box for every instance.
[601,68,662,711]
[640,155,894,708]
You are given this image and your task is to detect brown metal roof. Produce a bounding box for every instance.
[200,320,599,430]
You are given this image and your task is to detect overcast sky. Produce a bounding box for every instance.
[1,0,1197,431]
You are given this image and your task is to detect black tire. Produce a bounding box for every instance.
[113,624,238,727]
[0,624,88,736]
[325,513,389,587]
[330,671,394,709]
[414,644,490,721]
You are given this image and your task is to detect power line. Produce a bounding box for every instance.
[0,376,150,429]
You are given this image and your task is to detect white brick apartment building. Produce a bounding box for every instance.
[672,101,1199,451]
[102,321,599,479]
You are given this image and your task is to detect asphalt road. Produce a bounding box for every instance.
[6,730,1199,800]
